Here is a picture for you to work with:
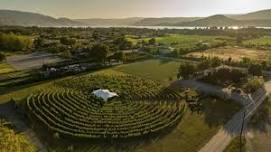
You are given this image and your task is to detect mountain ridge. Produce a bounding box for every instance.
[1,9,271,27]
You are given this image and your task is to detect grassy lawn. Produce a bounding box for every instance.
[0,63,16,74]
[186,47,271,62]
[113,59,181,84]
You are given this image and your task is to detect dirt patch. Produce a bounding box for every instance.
[186,47,271,62]
[7,52,63,70]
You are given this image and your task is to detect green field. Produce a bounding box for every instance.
[243,36,271,48]
[127,34,228,51]
[114,59,181,84]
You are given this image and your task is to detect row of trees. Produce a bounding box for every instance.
[177,57,222,79]
[86,44,125,63]
[0,33,33,51]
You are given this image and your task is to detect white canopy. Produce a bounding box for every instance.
[92,89,118,101]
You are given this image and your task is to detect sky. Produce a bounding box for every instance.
[0,0,271,19]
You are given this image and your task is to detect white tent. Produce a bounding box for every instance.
[92,89,118,101]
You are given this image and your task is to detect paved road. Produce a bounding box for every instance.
[174,79,270,152]
[0,102,47,152]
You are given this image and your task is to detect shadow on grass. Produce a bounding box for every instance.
[249,98,271,133]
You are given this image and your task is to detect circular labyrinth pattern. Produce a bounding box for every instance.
[27,75,185,139]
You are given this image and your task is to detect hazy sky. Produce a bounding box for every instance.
[0,0,271,19]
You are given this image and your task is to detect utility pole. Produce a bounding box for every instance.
[240,110,246,152]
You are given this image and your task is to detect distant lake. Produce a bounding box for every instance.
[71,25,271,30]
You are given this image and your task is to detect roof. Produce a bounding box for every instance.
[92,89,118,101]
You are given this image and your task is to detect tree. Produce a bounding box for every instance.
[177,63,197,79]
[0,53,5,62]
[243,77,264,93]
[60,37,76,46]
[113,52,125,62]
[34,37,45,48]
[210,57,222,67]
[113,37,132,50]
[248,64,262,76]
[197,59,211,70]
[62,50,72,59]
[148,38,156,45]
[90,44,110,63]
[0,33,33,51]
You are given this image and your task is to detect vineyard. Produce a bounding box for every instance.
[26,74,185,139]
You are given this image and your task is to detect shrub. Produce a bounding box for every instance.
[243,77,264,93]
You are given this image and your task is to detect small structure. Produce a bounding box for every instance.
[92,89,118,101]
[158,46,174,55]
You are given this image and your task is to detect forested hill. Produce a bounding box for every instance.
[1,9,271,27]
[0,10,83,27]
[175,15,271,27]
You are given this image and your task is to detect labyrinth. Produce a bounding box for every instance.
[26,74,185,139]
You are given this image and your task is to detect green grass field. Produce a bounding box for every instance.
[243,36,271,47]
[113,59,181,84]
[127,34,228,51]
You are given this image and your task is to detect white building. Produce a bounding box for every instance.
[92,89,118,101]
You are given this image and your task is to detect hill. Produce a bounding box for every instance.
[1,9,271,27]
[74,17,142,26]
[176,15,239,27]
[228,9,271,20]
[0,10,83,27]
[133,17,201,26]
[176,15,271,27]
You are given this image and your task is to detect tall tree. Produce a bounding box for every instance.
[177,63,197,79]
[90,44,110,63]
[0,53,5,62]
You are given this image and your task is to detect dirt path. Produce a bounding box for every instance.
[174,80,270,152]
[0,102,48,152]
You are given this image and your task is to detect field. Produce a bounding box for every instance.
[186,47,271,62]
[0,63,15,74]
[0,59,241,152]
[243,36,271,48]
[126,34,228,52]
[113,59,181,84]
